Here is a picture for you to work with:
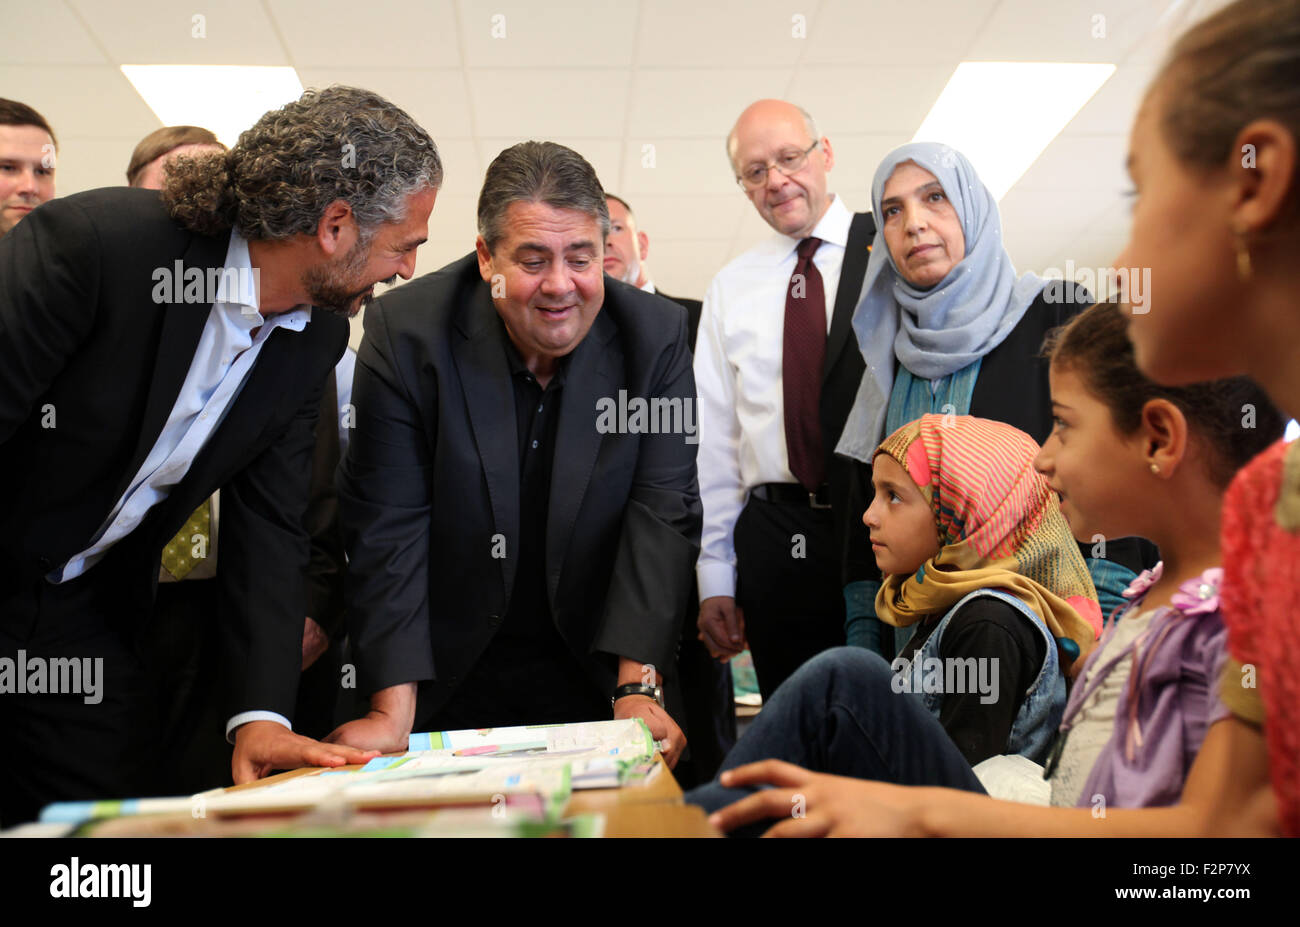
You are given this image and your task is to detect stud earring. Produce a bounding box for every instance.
[1150,462,1160,475]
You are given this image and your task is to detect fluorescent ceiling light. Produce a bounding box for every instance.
[912,62,1116,201]
[122,65,304,147]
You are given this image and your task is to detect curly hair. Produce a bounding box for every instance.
[162,86,442,240]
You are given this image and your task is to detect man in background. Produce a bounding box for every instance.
[604,193,702,346]
[603,190,732,784]
[693,100,876,700]
[127,125,226,189]
[0,99,56,239]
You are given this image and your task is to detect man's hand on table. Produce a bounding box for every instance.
[324,711,410,755]
[322,681,417,756]
[614,694,686,769]
[231,720,380,784]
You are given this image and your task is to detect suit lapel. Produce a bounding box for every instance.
[823,211,875,385]
[546,309,618,605]
[453,284,521,599]
[113,231,227,503]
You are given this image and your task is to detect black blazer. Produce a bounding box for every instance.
[653,290,702,350]
[0,188,350,720]
[338,254,702,719]
[825,212,876,580]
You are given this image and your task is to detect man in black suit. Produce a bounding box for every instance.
[0,87,442,824]
[603,193,702,346]
[329,142,699,765]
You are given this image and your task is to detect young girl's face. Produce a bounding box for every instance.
[1034,364,1149,542]
[863,452,941,576]
[1113,88,1244,386]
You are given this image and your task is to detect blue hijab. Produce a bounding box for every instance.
[836,142,1046,463]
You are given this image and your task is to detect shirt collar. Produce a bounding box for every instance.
[498,315,569,387]
[217,227,312,333]
[640,279,656,294]
[759,193,853,262]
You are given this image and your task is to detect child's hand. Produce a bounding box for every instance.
[708,760,925,837]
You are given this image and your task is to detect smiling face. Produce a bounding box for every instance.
[603,196,647,287]
[880,160,965,289]
[0,124,55,237]
[1033,364,1150,541]
[476,200,604,373]
[1113,87,1244,386]
[862,452,941,576]
[729,101,834,239]
[303,187,435,318]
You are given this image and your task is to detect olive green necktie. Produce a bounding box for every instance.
[161,497,212,580]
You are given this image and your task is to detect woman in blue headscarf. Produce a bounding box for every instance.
[836,141,1157,658]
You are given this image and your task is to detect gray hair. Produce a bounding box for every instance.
[477,141,609,253]
[164,85,443,239]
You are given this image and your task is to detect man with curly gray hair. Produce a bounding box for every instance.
[0,86,442,823]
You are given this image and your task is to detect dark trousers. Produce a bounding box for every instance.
[685,648,986,836]
[734,496,845,701]
[0,565,161,826]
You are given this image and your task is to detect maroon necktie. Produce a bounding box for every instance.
[783,236,826,491]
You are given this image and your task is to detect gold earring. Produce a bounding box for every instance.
[1150,462,1161,475]
[1235,234,1253,281]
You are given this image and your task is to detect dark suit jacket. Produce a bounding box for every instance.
[338,254,702,720]
[0,187,350,721]
[653,290,702,351]
[824,212,875,582]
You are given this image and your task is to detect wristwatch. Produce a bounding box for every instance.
[612,682,663,707]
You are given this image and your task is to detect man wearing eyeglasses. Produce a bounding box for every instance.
[693,99,878,700]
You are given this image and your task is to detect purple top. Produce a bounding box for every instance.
[1064,565,1227,809]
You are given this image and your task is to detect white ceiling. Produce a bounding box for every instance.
[3,0,1228,345]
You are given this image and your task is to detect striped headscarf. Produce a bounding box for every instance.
[873,414,1101,654]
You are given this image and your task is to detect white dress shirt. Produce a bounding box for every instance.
[693,194,853,601]
[49,228,312,738]
[640,280,657,294]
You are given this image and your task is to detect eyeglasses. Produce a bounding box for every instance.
[735,140,819,190]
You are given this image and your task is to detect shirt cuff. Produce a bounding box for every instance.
[226,710,292,744]
[697,560,737,601]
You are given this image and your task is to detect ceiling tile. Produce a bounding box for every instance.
[1,1,106,65]
[70,0,289,65]
[457,0,638,68]
[628,69,794,138]
[800,0,998,66]
[268,0,461,68]
[295,68,474,138]
[468,71,628,137]
[0,65,162,140]
[635,0,821,68]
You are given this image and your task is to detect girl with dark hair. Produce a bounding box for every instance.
[692,301,1282,836]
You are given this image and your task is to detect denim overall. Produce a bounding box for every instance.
[903,587,1066,763]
